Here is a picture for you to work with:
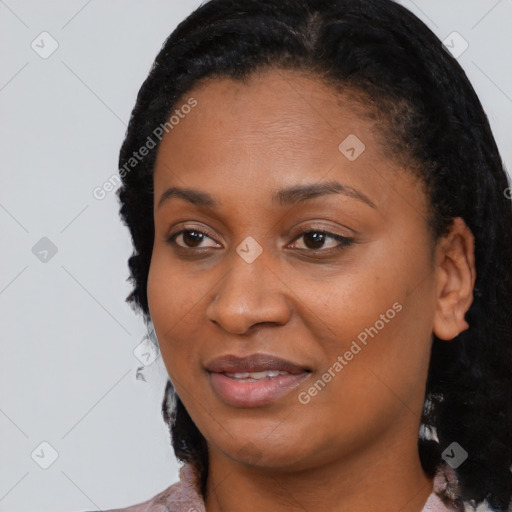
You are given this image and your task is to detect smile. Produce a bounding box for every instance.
[208,370,311,407]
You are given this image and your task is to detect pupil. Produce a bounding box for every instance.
[184,231,203,246]
[305,232,325,249]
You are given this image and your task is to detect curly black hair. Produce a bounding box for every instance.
[116,0,512,509]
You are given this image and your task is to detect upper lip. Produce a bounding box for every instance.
[205,353,310,374]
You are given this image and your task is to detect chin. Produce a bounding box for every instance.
[223,438,311,470]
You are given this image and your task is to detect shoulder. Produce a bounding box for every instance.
[424,463,496,512]
[79,463,205,512]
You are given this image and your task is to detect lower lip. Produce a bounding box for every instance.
[209,371,311,407]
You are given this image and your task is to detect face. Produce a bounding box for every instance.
[147,68,440,472]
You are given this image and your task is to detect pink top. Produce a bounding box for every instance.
[91,461,477,512]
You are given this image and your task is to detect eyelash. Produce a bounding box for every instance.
[166,228,354,254]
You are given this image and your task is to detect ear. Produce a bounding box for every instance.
[432,217,476,341]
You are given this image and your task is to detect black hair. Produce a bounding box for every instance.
[117,0,512,509]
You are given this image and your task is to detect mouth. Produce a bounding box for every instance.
[205,353,312,407]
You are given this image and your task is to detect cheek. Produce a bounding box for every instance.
[147,254,177,326]
[147,248,207,325]
[146,254,202,375]
[297,259,400,346]
[303,246,434,398]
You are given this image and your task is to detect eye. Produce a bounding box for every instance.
[167,229,220,249]
[288,229,354,252]
[166,227,354,253]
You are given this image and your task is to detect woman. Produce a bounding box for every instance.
[103,0,512,510]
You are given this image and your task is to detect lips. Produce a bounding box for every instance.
[205,353,312,407]
[205,353,310,375]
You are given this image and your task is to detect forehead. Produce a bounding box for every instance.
[152,68,424,217]
[158,69,375,159]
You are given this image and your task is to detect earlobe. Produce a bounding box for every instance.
[432,217,476,341]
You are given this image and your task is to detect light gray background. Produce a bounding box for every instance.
[1,1,511,511]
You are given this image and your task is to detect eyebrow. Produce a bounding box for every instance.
[157,180,376,210]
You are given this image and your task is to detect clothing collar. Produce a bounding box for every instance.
[150,460,468,512]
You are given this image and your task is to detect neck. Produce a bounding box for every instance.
[204,426,434,512]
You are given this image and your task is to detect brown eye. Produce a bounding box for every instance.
[181,230,205,247]
[290,230,354,252]
[167,229,219,249]
[303,231,328,249]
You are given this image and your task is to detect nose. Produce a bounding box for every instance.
[205,248,292,335]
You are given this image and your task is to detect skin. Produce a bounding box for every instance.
[147,68,476,512]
